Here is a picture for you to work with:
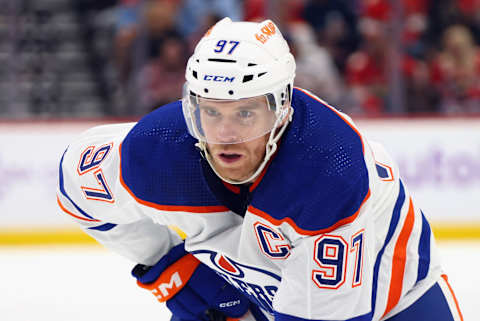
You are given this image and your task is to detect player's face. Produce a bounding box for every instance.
[207,134,269,182]
[200,96,272,181]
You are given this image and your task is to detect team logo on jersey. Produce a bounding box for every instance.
[216,255,244,278]
[192,250,280,314]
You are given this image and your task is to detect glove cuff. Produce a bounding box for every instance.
[137,253,200,302]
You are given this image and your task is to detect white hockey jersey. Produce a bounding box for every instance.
[57,88,443,321]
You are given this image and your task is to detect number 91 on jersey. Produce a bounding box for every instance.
[312,230,364,290]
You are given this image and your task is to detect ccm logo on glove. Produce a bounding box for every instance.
[136,254,200,302]
[219,300,241,308]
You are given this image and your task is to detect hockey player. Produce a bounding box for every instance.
[57,18,463,321]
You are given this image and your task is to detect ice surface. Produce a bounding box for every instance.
[0,246,170,321]
[0,241,477,321]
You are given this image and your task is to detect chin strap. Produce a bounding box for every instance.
[196,107,293,185]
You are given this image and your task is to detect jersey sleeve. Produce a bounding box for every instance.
[56,123,182,265]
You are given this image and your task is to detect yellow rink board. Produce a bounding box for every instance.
[0,228,99,246]
[0,224,479,246]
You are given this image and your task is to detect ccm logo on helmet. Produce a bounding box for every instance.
[204,75,235,82]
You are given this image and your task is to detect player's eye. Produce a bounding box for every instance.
[237,110,253,119]
[203,107,220,117]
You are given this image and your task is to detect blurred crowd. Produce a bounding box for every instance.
[2,0,479,117]
[109,0,480,116]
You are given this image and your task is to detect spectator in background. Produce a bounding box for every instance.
[344,18,387,115]
[114,0,141,86]
[425,0,480,49]
[136,34,189,110]
[404,58,440,114]
[110,0,479,117]
[457,0,480,44]
[113,0,183,113]
[352,0,440,114]
[301,0,360,72]
[175,0,243,38]
[243,0,305,25]
[185,13,223,53]
[359,0,430,58]
[141,0,181,60]
[430,24,480,114]
[287,22,346,107]
[345,18,429,115]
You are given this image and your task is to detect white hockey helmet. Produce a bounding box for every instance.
[182,17,296,184]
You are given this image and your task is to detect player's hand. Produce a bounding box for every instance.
[132,243,250,321]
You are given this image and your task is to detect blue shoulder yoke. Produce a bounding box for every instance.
[120,101,222,207]
[250,88,370,233]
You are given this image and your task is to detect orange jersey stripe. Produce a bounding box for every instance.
[249,163,269,192]
[222,181,241,194]
[382,197,415,318]
[441,274,464,321]
[57,196,100,222]
[118,144,230,214]
[249,190,371,236]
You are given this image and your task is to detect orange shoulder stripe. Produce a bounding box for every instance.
[248,189,371,236]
